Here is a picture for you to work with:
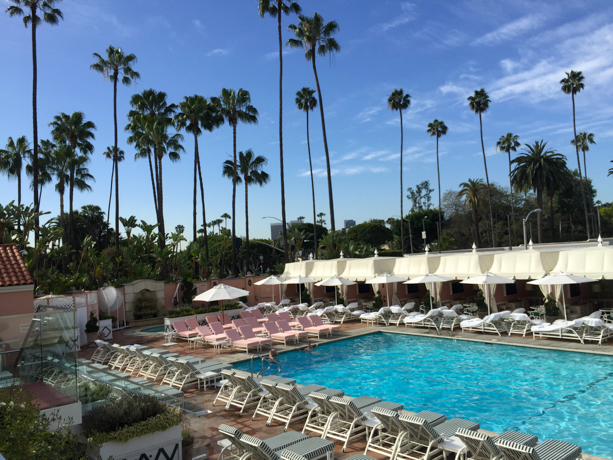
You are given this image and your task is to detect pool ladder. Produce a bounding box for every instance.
[250,353,282,378]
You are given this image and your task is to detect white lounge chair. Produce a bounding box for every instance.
[460,312,510,337]
[507,313,544,338]
[360,306,392,326]
[531,319,585,343]
[581,317,613,345]
[403,308,443,334]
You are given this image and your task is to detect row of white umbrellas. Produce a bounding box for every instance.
[193,271,597,320]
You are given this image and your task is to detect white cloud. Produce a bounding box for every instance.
[473,14,546,46]
[264,49,293,60]
[355,106,382,123]
[371,2,416,34]
[193,19,204,32]
[206,48,230,57]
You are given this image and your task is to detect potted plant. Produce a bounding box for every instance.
[82,394,182,460]
[543,293,559,321]
[182,431,194,460]
[85,312,99,345]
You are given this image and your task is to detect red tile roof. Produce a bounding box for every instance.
[0,244,34,287]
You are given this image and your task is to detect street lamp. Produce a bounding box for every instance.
[523,208,542,249]
[422,216,428,252]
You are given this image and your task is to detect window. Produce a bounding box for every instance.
[504,283,518,296]
[569,284,581,298]
[324,286,335,293]
[406,284,420,294]
[357,283,372,294]
[450,282,464,295]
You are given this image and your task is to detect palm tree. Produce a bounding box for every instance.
[102,146,124,225]
[49,111,96,249]
[458,179,485,248]
[28,138,54,206]
[467,89,495,247]
[295,87,318,258]
[90,46,139,250]
[571,132,596,184]
[561,70,590,239]
[221,212,231,229]
[222,149,270,269]
[427,119,448,253]
[496,132,521,245]
[511,141,569,243]
[387,89,411,254]
[259,0,301,264]
[212,88,258,276]
[287,12,340,233]
[0,136,31,214]
[174,95,224,266]
[6,0,63,243]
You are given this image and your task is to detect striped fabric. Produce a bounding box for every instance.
[241,433,281,460]
[219,424,243,439]
[494,431,538,448]
[329,397,366,421]
[433,418,480,439]
[261,432,309,451]
[308,392,334,415]
[279,438,335,460]
[371,406,406,434]
[277,383,306,405]
[496,438,582,460]
[455,428,501,460]
[344,455,377,460]
[399,415,444,445]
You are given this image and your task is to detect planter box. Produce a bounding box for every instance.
[164,308,244,333]
[98,319,113,340]
[92,423,182,460]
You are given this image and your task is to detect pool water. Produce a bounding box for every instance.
[140,325,165,333]
[236,333,613,457]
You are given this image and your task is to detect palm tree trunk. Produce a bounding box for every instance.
[436,135,441,253]
[193,134,198,243]
[107,160,114,225]
[306,110,317,259]
[59,184,66,272]
[231,120,238,276]
[113,75,119,251]
[572,93,590,239]
[277,8,290,264]
[69,166,75,249]
[157,155,165,249]
[31,7,39,244]
[479,113,496,247]
[244,173,250,272]
[154,150,161,227]
[536,188,543,243]
[147,150,158,216]
[473,205,482,248]
[548,189,555,242]
[399,109,405,255]
[583,150,588,183]
[17,169,22,232]
[196,137,209,267]
[311,51,335,233]
[508,151,516,245]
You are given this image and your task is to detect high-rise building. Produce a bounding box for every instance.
[270,223,284,241]
[344,219,356,230]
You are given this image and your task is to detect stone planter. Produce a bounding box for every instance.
[85,331,98,344]
[98,319,113,340]
[91,423,182,460]
[164,308,244,333]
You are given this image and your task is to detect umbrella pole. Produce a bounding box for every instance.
[429,283,433,310]
[299,283,302,304]
[335,288,338,305]
[563,288,567,321]
[486,284,490,315]
[386,284,390,307]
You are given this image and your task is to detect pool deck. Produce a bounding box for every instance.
[81,321,613,460]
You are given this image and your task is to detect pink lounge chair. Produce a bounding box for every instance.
[172,320,199,339]
[240,311,252,322]
[296,316,331,339]
[264,321,298,345]
[225,328,260,354]
[185,317,200,330]
[204,322,228,343]
[251,309,268,323]
[309,314,341,333]
[278,311,300,328]
[239,326,272,350]
[218,312,234,329]
[195,325,213,338]
[266,313,279,323]
[232,318,246,329]
[276,320,308,342]
[245,316,267,334]
[205,316,220,327]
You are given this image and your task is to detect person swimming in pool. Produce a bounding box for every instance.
[268,348,279,363]
[304,340,318,351]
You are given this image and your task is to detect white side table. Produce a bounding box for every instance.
[197,371,220,390]
[212,340,229,354]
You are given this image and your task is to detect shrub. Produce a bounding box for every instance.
[373,290,383,310]
[422,289,435,310]
[544,293,559,317]
[78,382,112,405]
[182,431,194,448]
[476,289,488,312]
[85,312,99,333]
[220,301,239,311]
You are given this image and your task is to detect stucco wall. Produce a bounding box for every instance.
[0,286,34,317]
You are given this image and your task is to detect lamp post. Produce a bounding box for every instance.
[523,208,542,249]
[422,216,428,252]
[506,214,512,250]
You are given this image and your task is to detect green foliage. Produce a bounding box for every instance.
[85,312,99,333]
[78,382,112,405]
[407,180,434,213]
[544,293,559,316]
[82,395,181,445]
[0,387,87,459]
[379,250,403,257]
[422,289,435,310]
[289,222,328,250]
[476,289,487,312]
[346,222,393,247]
[182,431,195,448]
[181,280,197,305]
[373,290,383,310]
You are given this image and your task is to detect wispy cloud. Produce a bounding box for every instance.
[371,2,416,34]
[206,48,230,57]
[63,2,133,38]
[263,49,293,60]
[355,106,382,123]
[413,21,467,48]
[193,19,204,33]
[473,14,546,46]
[299,166,387,178]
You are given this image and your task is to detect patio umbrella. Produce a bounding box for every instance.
[404,273,453,310]
[254,275,285,303]
[461,272,515,315]
[315,275,356,305]
[527,271,597,320]
[193,284,250,303]
[283,275,316,304]
[365,273,407,307]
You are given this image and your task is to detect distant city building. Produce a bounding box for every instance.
[344,219,356,231]
[270,223,284,240]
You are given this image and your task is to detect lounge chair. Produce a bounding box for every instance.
[205,322,231,344]
[296,316,332,339]
[531,319,585,343]
[205,315,221,327]
[403,308,443,333]
[309,315,341,334]
[455,428,538,460]
[460,312,510,337]
[243,316,267,334]
[219,312,235,329]
[360,306,392,326]
[216,371,271,414]
[185,316,200,330]
[251,308,269,323]
[264,321,299,345]
[277,320,309,342]
[173,320,199,339]
[581,317,613,345]
[91,340,113,364]
[218,424,310,460]
[496,438,581,460]
[240,310,253,322]
[507,313,544,338]
[162,356,231,390]
[240,325,273,350]
[302,392,339,436]
[225,328,262,354]
[279,311,301,327]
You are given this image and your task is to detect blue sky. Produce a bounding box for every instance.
[2,0,613,241]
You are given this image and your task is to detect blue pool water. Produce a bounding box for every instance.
[141,325,165,333]
[236,333,613,457]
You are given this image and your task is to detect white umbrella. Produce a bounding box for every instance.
[404,273,453,310]
[193,284,250,303]
[283,275,316,304]
[527,271,597,320]
[461,272,515,315]
[365,273,407,307]
[315,275,356,305]
[254,275,285,303]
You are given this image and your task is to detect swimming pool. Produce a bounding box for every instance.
[235,333,613,457]
[140,325,165,333]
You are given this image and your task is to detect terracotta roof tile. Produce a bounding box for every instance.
[0,244,34,287]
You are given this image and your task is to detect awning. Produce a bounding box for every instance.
[282,260,315,279]
[393,254,441,279]
[340,257,397,281]
[433,252,495,279]
[307,258,351,281]
[488,250,559,280]
[550,247,613,279]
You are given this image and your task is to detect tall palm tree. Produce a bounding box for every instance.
[6,0,63,243]
[221,213,231,229]
[511,141,569,243]
[458,179,485,248]
[28,138,54,206]
[49,111,96,249]
[496,132,521,245]
[102,146,124,225]
[468,89,495,247]
[288,12,340,233]
[0,136,31,213]
[259,0,301,264]
[222,149,270,270]
[212,88,258,276]
[387,89,411,254]
[427,119,448,253]
[561,70,590,238]
[571,132,595,184]
[295,87,318,258]
[91,45,139,250]
[174,95,224,266]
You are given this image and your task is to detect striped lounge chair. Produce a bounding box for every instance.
[496,438,581,460]
[455,428,538,460]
